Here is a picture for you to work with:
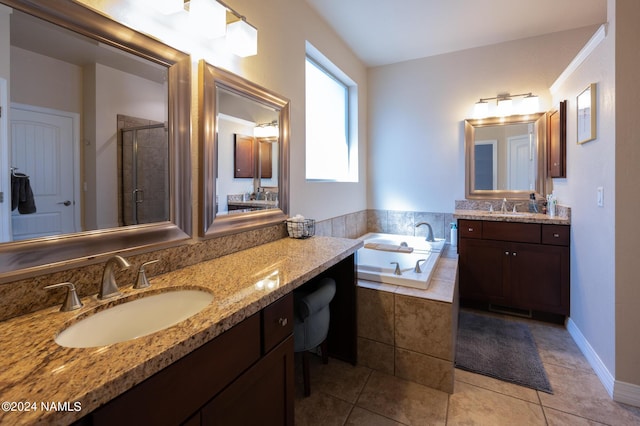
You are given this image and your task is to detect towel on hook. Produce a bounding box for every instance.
[11,172,37,214]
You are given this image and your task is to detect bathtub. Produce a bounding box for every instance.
[357,233,446,290]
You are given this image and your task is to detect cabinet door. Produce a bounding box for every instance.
[201,336,294,426]
[459,238,510,304]
[234,135,254,178]
[510,243,570,315]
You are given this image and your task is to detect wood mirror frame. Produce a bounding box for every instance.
[198,61,290,237]
[0,0,191,282]
[464,113,549,200]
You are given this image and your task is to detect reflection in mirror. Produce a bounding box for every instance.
[465,113,548,199]
[0,0,190,279]
[218,88,279,213]
[199,61,289,237]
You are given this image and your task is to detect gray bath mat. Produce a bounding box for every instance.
[455,311,553,393]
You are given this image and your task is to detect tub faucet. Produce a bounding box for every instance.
[99,255,131,299]
[415,222,435,242]
[390,262,402,275]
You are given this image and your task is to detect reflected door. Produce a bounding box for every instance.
[120,122,169,226]
[507,134,533,191]
[10,105,77,240]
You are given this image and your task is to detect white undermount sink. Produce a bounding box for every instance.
[55,289,214,348]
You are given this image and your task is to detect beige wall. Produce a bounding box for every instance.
[367,26,597,213]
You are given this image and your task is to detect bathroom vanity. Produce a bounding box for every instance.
[0,236,360,425]
[455,212,570,322]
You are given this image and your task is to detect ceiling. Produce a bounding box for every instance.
[304,0,608,67]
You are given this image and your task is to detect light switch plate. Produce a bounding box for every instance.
[597,186,604,207]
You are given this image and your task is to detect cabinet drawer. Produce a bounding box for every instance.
[459,220,482,239]
[483,221,540,243]
[542,225,570,246]
[262,293,293,353]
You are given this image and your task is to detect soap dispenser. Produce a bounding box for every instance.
[528,193,538,213]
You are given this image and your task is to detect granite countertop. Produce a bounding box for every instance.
[453,209,571,225]
[0,236,362,425]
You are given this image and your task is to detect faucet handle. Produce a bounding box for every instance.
[134,259,160,290]
[414,259,426,273]
[44,282,83,312]
[390,262,402,275]
[512,203,523,213]
[485,202,494,213]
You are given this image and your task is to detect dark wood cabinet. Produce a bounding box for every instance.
[85,294,294,426]
[234,134,272,179]
[548,100,567,178]
[458,219,570,319]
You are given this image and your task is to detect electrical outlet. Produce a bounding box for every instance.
[597,186,604,207]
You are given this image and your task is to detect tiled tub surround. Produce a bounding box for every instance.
[0,236,361,425]
[357,245,459,394]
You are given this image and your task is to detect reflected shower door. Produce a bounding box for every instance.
[120,120,169,226]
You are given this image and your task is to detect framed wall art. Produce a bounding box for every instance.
[577,83,596,144]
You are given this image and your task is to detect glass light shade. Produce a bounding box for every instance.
[227,20,258,57]
[497,98,513,117]
[150,0,184,14]
[473,101,489,119]
[521,95,539,114]
[189,0,227,39]
[254,124,278,138]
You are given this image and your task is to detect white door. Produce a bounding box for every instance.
[507,134,533,191]
[10,105,78,240]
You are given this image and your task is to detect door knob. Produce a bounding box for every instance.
[57,200,71,206]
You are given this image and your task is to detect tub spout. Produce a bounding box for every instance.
[390,262,402,275]
[416,222,435,242]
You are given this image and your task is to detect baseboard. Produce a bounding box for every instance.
[567,318,640,408]
[566,318,615,397]
[613,380,640,407]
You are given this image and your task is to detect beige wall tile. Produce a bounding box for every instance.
[357,287,394,345]
[395,295,453,360]
[358,337,394,375]
[395,347,454,393]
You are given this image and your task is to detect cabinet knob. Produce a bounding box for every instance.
[512,252,517,256]
[278,317,288,327]
[468,228,474,232]
[505,251,510,256]
[553,233,560,238]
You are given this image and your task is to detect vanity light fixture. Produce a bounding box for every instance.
[187,0,227,39]
[226,18,258,57]
[183,0,258,56]
[254,120,279,138]
[146,0,184,15]
[474,92,539,118]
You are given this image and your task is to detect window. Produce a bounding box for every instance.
[305,44,357,181]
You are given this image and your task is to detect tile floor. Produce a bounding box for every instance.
[294,310,640,425]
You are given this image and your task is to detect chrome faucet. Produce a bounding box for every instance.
[500,198,508,213]
[99,255,131,299]
[391,262,402,275]
[415,222,435,242]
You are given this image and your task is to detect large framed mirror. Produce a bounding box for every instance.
[0,0,191,281]
[199,61,289,237]
[464,113,548,199]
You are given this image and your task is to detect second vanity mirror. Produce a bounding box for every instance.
[465,113,548,199]
[0,0,191,280]
[199,61,290,237]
